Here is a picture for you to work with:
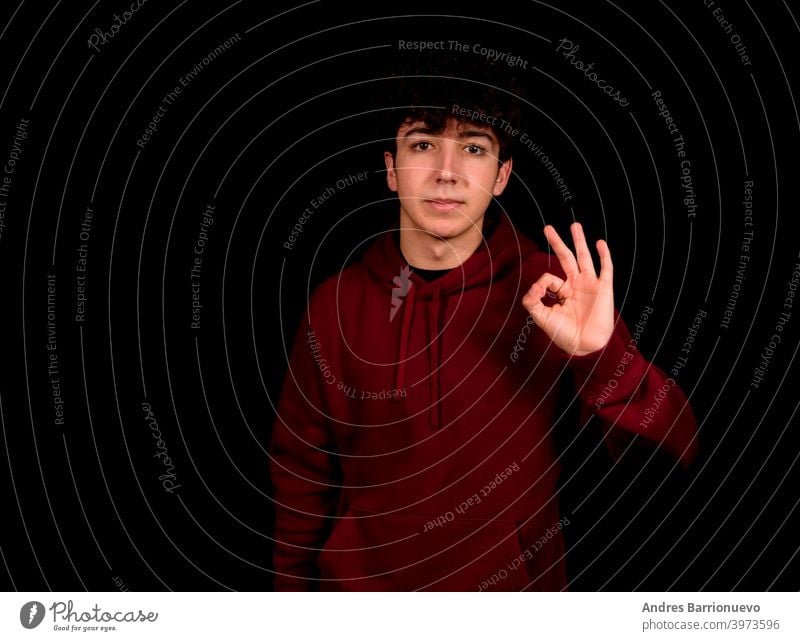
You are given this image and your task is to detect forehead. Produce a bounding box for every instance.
[397,117,499,144]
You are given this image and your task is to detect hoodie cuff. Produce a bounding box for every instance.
[567,328,645,404]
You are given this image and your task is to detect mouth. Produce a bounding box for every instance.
[425,199,464,212]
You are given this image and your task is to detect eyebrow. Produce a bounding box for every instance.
[402,126,437,137]
[402,127,498,144]
[460,129,497,143]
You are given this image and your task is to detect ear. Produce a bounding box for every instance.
[384,151,398,192]
[492,157,513,196]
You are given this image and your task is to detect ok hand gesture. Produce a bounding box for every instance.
[522,222,615,356]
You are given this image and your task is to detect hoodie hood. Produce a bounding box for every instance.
[360,213,539,428]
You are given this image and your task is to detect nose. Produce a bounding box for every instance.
[435,143,459,184]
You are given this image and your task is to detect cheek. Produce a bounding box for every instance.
[461,157,495,179]
[395,167,424,192]
[471,167,501,194]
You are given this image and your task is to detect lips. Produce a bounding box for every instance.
[426,199,464,211]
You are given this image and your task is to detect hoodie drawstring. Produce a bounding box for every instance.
[392,283,445,430]
[393,283,416,398]
[429,287,442,429]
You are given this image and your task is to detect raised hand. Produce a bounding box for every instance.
[522,222,615,356]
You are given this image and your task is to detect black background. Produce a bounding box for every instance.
[0,0,798,591]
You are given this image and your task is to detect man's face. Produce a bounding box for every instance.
[384,118,512,241]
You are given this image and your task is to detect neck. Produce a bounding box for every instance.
[399,211,485,269]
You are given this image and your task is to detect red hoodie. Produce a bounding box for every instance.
[270,214,698,591]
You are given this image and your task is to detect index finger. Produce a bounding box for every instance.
[571,222,597,277]
[544,225,579,279]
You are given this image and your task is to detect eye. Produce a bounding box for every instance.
[411,141,432,151]
[465,143,486,155]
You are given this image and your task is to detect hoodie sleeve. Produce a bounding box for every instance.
[566,310,699,469]
[269,310,340,590]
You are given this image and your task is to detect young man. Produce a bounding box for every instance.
[269,68,698,591]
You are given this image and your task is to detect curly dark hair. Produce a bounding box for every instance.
[385,51,525,162]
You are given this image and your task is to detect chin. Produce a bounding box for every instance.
[421,218,472,240]
[406,210,476,240]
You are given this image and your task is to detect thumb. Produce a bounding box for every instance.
[522,282,552,328]
[523,271,566,327]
